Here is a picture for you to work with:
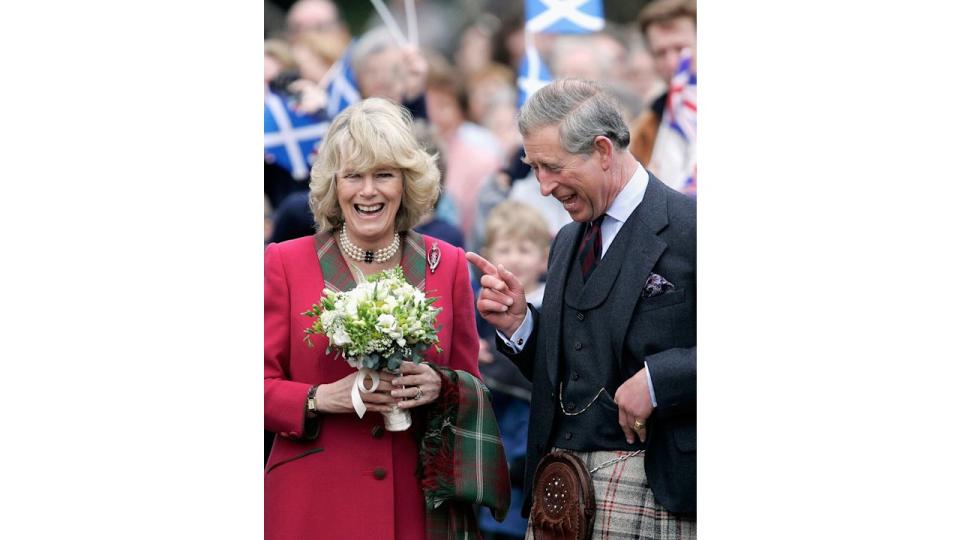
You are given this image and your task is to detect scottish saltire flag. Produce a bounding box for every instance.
[264,90,330,180]
[524,0,604,34]
[517,43,553,107]
[649,49,697,197]
[325,43,361,119]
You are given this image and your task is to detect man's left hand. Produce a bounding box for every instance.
[615,368,654,444]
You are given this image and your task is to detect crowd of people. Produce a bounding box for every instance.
[265,1,697,538]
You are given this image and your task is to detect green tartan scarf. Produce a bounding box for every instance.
[418,367,511,539]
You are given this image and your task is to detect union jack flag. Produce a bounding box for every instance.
[524,0,604,34]
[664,51,697,142]
[649,49,696,197]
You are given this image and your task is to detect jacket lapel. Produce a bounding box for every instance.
[401,230,427,291]
[608,175,670,356]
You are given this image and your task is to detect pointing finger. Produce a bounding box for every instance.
[466,251,498,276]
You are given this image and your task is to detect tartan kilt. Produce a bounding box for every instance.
[526,449,696,540]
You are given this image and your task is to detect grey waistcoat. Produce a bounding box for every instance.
[552,234,644,453]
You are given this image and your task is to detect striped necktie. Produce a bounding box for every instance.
[577,215,605,281]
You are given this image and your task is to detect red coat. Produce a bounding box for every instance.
[265,232,480,540]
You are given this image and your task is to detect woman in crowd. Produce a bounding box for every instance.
[265,97,505,539]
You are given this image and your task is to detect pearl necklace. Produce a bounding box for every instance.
[338,228,401,263]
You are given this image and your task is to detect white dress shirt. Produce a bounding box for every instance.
[497,165,660,406]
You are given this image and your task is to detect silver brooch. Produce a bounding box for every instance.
[428,241,441,274]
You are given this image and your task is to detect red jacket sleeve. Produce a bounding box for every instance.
[264,243,313,438]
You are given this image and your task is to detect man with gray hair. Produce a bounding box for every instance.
[467,79,696,539]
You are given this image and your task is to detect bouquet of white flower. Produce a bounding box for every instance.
[303,266,442,430]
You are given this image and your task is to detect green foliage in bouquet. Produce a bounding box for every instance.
[302,267,443,371]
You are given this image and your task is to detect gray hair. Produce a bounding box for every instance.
[351,27,395,73]
[517,79,630,155]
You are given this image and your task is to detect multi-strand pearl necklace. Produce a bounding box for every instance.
[338,228,401,263]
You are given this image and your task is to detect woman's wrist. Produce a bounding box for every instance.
[306,385,321,416]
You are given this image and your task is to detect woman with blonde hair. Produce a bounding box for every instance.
[265,98,508,539]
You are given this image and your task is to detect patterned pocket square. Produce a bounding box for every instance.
[642,273,675,299]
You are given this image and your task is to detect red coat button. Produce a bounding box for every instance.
[373,467,387,480]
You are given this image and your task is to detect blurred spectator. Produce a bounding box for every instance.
[286,30,349,113]
[269,191,314,244]
[351,27,430,119]
[285,0,349,43]
[425,54,503,251]
[455,13,501,81]
[475,200,552,540]
[465,63,521,157]
[265,0,287,39]
[264,161,307,212]
[628,0,697,166]
[480,89,522,159]
[550,32,626,83]
[371,0,468,58]
[490,10,527,70]
[290,30,348,83]
[411,120,466,249]
[623,40,666,105]
[264,39,298,93]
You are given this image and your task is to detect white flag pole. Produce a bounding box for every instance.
[369,0,408,46]
[404,0,419,48]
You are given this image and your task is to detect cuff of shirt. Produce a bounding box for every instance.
[645,367,658,408]
[496,307,534,352]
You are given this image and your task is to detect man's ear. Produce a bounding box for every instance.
[594,135,615,170]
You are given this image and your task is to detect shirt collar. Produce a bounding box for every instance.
[603,164,649,225]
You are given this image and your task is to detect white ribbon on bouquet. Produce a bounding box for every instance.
[351,368,380,418]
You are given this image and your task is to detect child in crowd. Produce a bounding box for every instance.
[475,200,551,540]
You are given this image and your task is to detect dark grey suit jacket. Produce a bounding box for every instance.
[498,173,697,515]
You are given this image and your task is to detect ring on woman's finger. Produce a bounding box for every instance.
[414,386,423,400]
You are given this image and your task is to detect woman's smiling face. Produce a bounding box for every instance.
[336,165,404,248]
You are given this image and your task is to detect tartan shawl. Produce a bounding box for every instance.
[418,367,511,540]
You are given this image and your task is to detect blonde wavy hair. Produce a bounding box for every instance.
[308,98,441,232]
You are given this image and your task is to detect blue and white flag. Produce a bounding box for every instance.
[264,90,330,181]
[517,42,553,107]
[524,0,604,34]
[324,43,361,119]
[649,49,696,197]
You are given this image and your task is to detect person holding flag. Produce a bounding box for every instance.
[629,0,697,183]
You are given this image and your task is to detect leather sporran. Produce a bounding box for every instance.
[530,450,596,540]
